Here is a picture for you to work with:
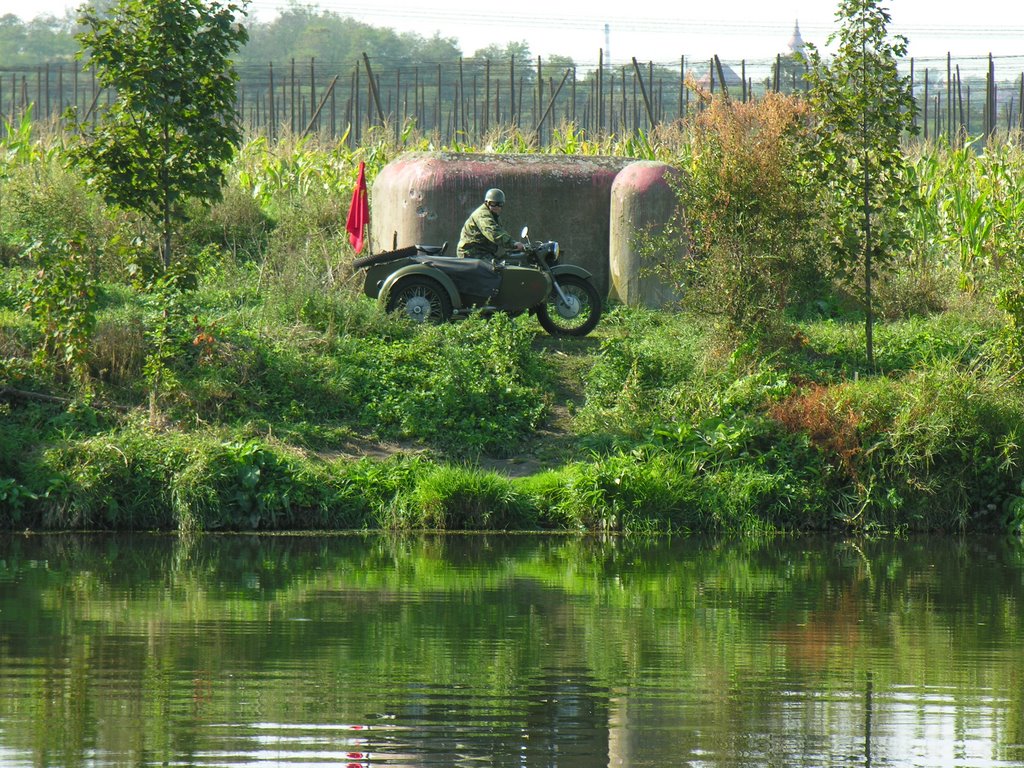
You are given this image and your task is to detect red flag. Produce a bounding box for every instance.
[346,161,369,253]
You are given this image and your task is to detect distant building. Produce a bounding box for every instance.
[773,20,808,92]
[788,20,805,56]
[694,61,744,95]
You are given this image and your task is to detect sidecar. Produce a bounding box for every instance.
[355,243,552,324]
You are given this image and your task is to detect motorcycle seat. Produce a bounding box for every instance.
[416,242,448,256]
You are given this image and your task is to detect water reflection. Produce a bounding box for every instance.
[0,534,1022,767]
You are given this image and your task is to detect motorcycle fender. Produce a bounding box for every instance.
[379,264,463,309]
[550,264,593,281]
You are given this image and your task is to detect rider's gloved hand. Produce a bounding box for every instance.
[513,241,526,251]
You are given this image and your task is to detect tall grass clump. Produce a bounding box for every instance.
[0,158,109,260]
[16,428,381,533]
[28,426,186,531]
[994,259,1024,372]
[170,437,370,533]
[527,430,828,535]
[381,464,532,530]
[530,451,705,534]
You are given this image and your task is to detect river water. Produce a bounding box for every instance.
[1,533,1022,767]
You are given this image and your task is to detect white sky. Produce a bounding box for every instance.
[3,0,1024,68]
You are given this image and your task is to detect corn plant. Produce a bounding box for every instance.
[907,138,1024,289]
[0,108,40,177]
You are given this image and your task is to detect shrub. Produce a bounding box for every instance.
[358,314,547,456]
[89,306,148,387]
[574,308,710,443]
[873,266,953,320]
[543,451,705,533]
[171,438,367,532]
[994,259,1024,371]
[662,93,821,343]
[24,238,98,386]
[0,158,108,260]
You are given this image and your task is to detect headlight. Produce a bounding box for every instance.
[552,241,560,261]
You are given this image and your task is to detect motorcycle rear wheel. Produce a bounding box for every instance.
[385,276,452,324]
[536,275,602,337]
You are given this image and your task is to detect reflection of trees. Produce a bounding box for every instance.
[0,534,1023,765]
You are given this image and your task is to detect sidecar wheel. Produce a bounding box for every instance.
[385,276,452,324]
[537,275,602,337]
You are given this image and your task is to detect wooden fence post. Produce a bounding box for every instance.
[1019,72,1024,142]
[947,53,952,145]
[956,64,965,147]
[714,55,730,101]
[534,67,571,134]
[309,58,317,133]
[908,58,915,132]
[536,55,542,140]
[268,62,276,139]
[509,55,516,127]
[483,59,490,135]
[289,58,296,134]
[303,74,339,136]
[923,69,929,141]
[631,58,655,128]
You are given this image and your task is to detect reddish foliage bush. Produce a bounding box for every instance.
[769,384,862,481]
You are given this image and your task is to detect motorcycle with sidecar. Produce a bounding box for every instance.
[353,228,602,337]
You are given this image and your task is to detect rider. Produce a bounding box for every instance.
[457,188,525,260]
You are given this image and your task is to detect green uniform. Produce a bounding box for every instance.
[457,203,517,259]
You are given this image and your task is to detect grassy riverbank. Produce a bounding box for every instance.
[2,122,1024,534]
[2,281,1022,534]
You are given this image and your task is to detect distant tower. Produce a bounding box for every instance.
[774,19,806,93]
[788,20,805,56]
[604,23,611,67]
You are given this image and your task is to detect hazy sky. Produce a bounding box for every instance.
[3,0,1023,68]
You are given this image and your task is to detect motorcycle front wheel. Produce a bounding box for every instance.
[385,276,452,324]
[536,275,602,337]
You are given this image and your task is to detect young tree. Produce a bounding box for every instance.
[70,0,248,269]
[803,0,917,368]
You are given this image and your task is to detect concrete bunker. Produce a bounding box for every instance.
[369,152,683,305]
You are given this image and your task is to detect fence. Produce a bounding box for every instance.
[2,52,1024,147]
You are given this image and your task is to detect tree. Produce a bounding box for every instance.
[70,0,248,269]
[472,41,532,67]
[239,9,461,70]
[0,13,79,64]
[803,0,917,368]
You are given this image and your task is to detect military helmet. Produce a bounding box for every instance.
[484,188,506,204]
